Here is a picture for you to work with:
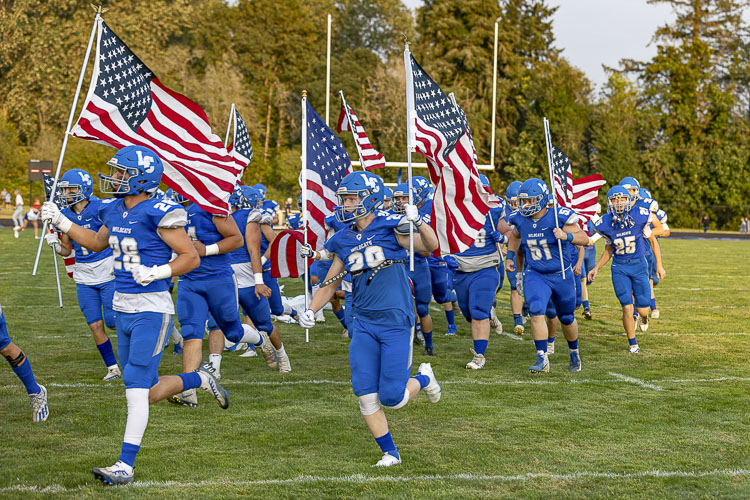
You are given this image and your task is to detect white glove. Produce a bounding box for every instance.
[131,263,172,286]
[41,201,72,233]
[45,232,62,254]
[300,243,316,259]
[405,204,421,225]
[298,309,316,329]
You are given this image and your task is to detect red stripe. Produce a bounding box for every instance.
[153,79,212,125]
[336,104,348,133]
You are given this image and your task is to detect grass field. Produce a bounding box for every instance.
[1,229,749,498]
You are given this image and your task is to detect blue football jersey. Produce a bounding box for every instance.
[324,213,350,234]
[635,197,658,213]
[325,211,414,326]
[61,196,113,263]
[262,199,279,217]
[593,207,652,262]
[182,203,232,280]
[457,203,506,258]
[228,208,251,264]
[98,197,187,294]
[286,213,301,230]
[508,206,576,273]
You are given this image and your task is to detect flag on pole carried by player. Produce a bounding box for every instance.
[550,144,573,208]
[336,93,385,171]
[69,19,244,215]
[43,173,75,278]
[303,100,353,250]
[405,52,498,254]
[269,229,309,278]
[227,108,253,169]
[572,173,607,231]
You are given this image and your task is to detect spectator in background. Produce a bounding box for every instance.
[740,217,748,234]
[1,189,8,209]
[14,200,41,239]
[11,189,24,230]
[701,215,710,233]
[284,198,293,218]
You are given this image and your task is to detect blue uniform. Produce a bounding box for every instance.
[98,197,185,389]
[286,213,301,230]
[508,207,577,325]
[592,206,653,308]
[62,196,116,328]
[325,211,414,404]
[176,203,243,342]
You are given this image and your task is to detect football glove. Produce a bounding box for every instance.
[298,309,316,329]
[41,202,73,233]
[44,232,62,254]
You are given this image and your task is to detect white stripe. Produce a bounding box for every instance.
[608,372,663,391]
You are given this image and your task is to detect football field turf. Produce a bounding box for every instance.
[1,231,749,498]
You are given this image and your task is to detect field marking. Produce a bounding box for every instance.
[608,372,663,391]
[1,469,748,493]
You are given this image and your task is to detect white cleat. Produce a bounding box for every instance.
[30,385,49,422]
[373,452,401,467]
[315,310,325,323]
[418,362,441,403]
[92,461,134,485]
[651,309,660,319]
[465,349,486,370]
[257,331,278,369]
[103,365,121,381]
[277,351,292,373]
[13,228,20,239]
[489,307,503,335]
[197,362,229,409]
[629,344,641,354]
[239,348,257,358]
[547,341,555,355]
[167,388,198,407]
[639,315,649,332]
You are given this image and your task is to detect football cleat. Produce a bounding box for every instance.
[167,388,198,408]
[92,461,134,486]
[513,324,524,336]
[373,452,401,467]
[465,349,485,370]
[277,351,292,373]
[257,331,278,369]
[629,344,640,354]
[30,385,49,422]
[13,228,20,238]
[197,362,229,409]
[529,354,550,373]
[315,310,326,323]
[569,351,582,372]
[547,341,555,355]
[583,308,592,320]
[639,315,649,332]
[239,346,257,358]
[489,308,503,335]
[445,324,457,336]
[651,309,660,319]
[418,363,441,403]
[103,365,122,382]
[172,341,183,355]
[424,346,434,356]
[414,330,424,345]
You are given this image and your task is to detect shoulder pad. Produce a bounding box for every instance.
[593,217,603,226]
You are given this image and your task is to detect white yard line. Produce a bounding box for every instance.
[608,372,663,391]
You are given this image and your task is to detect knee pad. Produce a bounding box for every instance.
[5,350,25,368]
[416,303,429,318]
[381,388,410,410]
[559,312,575,326]
[358,393,381,416]
[180,323,204,341]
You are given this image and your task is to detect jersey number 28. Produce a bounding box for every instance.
[109,236,141,271]
[348,245,385,271]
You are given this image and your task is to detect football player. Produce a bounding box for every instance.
[640,187,669,318]
[0,304,48,422]
[505,178,588,373]
[504,181,526,335]
[41,145,229,485]
[298,171,441,467]
[45,168,121,381]
[587,186,666,353]
[580,203,602,320]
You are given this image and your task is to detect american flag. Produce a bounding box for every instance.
[407,52,497,254]
[43,173,63,207]
[269,229,307,278]
[228,108,253,168]
[450,94,479,166]
[572,174,607,232]
[336,97,385,171]
[69,19,243,215]
[303,100,352,250]
[551,144,573,208]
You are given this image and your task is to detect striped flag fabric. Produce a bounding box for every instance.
[227,108,253,169]
[551,144,573,208]
[303,101,352,250]
[572,174,607,232]
[69,19,244,215]
[406,52,498,254]
[269,229,307,278]
[336,98,385,170]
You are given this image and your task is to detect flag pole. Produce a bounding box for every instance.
[33,13,101,277]
[339,91,366,171]
[490,20,499,170]
[224,102,235,147]
[301,90,310,343]
[404,41,415,272]
[325,14,332,126]
[543,117,566,279]
[52,249,63,308]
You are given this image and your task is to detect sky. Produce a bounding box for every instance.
[401,0,677,92]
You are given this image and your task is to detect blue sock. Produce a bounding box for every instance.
[650,298,656,310]
[513,314,522,326]
[290,309,297,318]
[445,309,455,326]
[583,300,590,309]
[423,331,433,348]
[473,339,488,355]
[628,336,638,346]
[333,308,347,328]
[12,357,41,395]
[533,339,548,353]
[413,374,430,389]
[567,338,579,350]
[178,372,202,390]
[548,336,555,345]
[374,432,399,459]
[96,339,117,367]
[119,442,140,468]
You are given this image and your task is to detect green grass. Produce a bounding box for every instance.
[1,228,749,498]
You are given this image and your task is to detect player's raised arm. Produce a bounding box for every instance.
[41,201,110,253]
[395,205,438,253]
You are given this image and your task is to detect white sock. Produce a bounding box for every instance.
[170,326,183,346]
[209,353,222,370]
[123,388,150,446]
[240,323,261,346]
[276,343,287,358]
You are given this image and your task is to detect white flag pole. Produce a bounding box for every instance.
[33,13,101,277]
[490,20,499,170]
[339,91,366,171]
[224,103,235,147]
[301,90,310,343]
[325,14,332,126]
[404,42,416,272]
[543,117,566,278]
[52,249,63,308]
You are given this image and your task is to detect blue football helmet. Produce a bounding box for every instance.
[58,168,94,207]
[334,171,384,223]
[253,183,267,201]
[383,186,393,201]
[228,184,244,208]
[639,187,652,200]
[391,182,412,214]
[478,174,490,188]
[518,178,550,216]
[240,185,262,209]
[505,180,523,210]
[165,188,189,204]
[619,176,641,200]
[411,176,430,205]
[100,145,163,198]
[607,185,632,227]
